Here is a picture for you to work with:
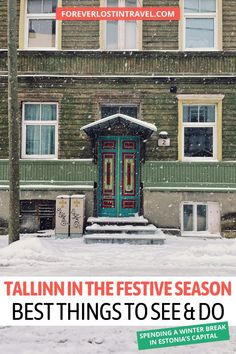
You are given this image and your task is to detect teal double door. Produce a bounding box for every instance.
[97,136,141,217]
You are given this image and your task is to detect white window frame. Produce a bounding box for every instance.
[22,102,58,159]
[24,0,58,50]
[181,202,209,236]
[182,103,217,162]
[100,0,142,51]
[180,0,222,51]
[181,201,221,237]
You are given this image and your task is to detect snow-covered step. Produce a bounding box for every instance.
[84,233,165,245]
[87,216,149,225]
[85,223,158,234]
[161,228,181,236]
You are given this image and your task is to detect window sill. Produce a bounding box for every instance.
[21,48,58,51]
[181,233,222,238]
[181,159,219,162]
[182,48,220,52]
[21,157,58,160]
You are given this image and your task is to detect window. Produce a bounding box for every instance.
[25,0,58,49]
[181,202,221,236]
[183,104,216,159]
[101,104,138,118]
[20,200,56,232]
[22,102,58,159]
[101,0,141,50]
[177,95,224,161]
[182,0,220,50]
[183,203,207,233]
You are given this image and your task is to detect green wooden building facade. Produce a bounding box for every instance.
[0,0,236,236]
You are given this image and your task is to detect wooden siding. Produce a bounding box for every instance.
[0,159,236,191]
[143,162,236,190]
[0,0,7,49]
[0,160,96,186]
[0,1,236,50]
[0,77,236,161]
[62,0,100,50]
[0,89,8,159]
[223,0,236,50]
[0,51,236,76]
[143,0,179,50]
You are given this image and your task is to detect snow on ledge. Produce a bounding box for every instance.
[81,113,157,132]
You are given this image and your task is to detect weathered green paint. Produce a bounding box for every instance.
[62,0,100,50]
[0,160,236,191]
[143,0,179,50]
[1,1,236,51]
[0,51,236,76]
[0,160,96,186]
[0,77,236,161]
[143,162,236,190]
[0,0,7,49]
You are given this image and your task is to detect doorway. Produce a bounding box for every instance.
[97,136,141,217]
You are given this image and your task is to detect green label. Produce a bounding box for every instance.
[137,322,230,351]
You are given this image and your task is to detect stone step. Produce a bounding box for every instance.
[84,233,166,245]
[85,223,158,234]
[161,228,181,236]
[87,216,149,226]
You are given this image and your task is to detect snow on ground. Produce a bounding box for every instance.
[0,233,235,353]
[0,326,235,354]
[0,233,235,276]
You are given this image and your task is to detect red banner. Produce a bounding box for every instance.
[56,7,180,21]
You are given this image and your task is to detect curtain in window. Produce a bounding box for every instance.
[41,126,55,154]
[25,104,40,120]
[42,104,57,120]
[24,103,56,156]
[26,125,55,155]
[26,125,40,154]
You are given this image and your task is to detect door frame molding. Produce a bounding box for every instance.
[97,135,141,217]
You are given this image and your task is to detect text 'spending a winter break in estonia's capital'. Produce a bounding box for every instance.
[56,7,181,21]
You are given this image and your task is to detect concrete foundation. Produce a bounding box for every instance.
[0,189,94,233]
[0,189,236,236]
[143,190,236,232]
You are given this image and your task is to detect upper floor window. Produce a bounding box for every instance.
[22,102,58,159]
[177,95,224,161]
[101,104,138,118]
[26,0,58,49]
[101,0,141,50]
[183,104,216,159]
[183,0,219,50]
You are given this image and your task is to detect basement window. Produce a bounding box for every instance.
[181,202,221,236]
[20,200,56,232]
